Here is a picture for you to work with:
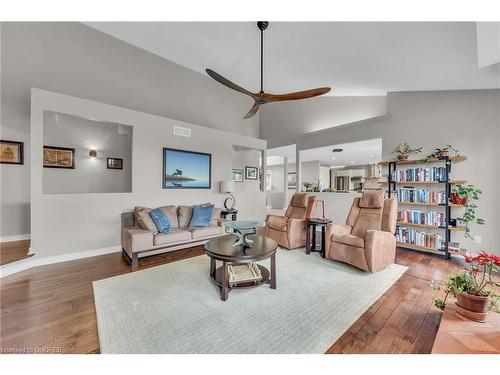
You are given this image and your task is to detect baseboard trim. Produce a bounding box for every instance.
[0,234,30,243]
[0,245,121,278]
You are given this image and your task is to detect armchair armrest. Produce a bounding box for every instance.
[324,223,350,258]
[364,230,396,272]
[122,226,154,256]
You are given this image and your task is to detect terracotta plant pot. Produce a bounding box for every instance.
[457,293,489,313]
[397,154,409,161]
[450,193,468,205]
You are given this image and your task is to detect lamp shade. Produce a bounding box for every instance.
[220,180,235,193]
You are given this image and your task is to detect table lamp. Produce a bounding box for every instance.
[220,180,236,210]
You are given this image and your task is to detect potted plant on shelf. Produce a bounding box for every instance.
[427,144,460,160]
[392,143,423,161]
[431,252,499,322]
[451,184,485,239]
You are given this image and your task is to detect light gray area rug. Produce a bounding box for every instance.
[93,249,407,353]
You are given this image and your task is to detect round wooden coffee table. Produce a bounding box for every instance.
[205,235,278,301]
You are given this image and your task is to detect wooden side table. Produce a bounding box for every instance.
[431,304,500,354]
[221,209,238,221]
[305,218,332,258]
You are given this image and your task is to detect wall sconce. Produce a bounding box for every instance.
[89,149,97,159]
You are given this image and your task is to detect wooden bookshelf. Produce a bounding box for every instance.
[382,179,467,185]
[396,201,464,207]
[396,221,465,231]
[382,155,469,260]
[379,155,467,166]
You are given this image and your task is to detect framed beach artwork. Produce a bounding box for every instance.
[107,158,123,170]
[163,148,211,189]
[0,140,24,165]
[245,166,258,180]
[43,146,75,169]
[232,169,243,182]
[287,172,297,189]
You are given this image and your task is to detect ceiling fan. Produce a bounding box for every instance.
[206,21,331,119]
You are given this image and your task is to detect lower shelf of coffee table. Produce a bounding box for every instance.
[211,264,270,289]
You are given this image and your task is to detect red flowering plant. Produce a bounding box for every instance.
[431,252,500,312]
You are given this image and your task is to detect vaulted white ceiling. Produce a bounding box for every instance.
[86,22,499,96]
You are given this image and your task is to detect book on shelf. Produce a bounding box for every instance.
[397,209,447,227]
[396,226,444,249]
[396,188,447,204]
[392,166,447,183]
[227,263,262,284]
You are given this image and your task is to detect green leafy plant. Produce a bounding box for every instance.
[301,182,313,192]
[431,252,500,311]
[392,143,423,156]
[453,184,485,239]
[427,144,460,159]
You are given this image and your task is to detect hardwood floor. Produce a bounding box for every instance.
[0,240,31,266]
[0,245,463,354]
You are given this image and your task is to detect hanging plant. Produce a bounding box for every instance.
[452,184,485,239]
[427,144,460,160]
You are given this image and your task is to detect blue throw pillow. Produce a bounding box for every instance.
[189,204,214,228]
[150,208,171,233]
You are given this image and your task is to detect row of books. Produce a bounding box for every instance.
[396,188,447,204]
[396,226,444,249]
[392,167,447,182]
[397,210,447,227]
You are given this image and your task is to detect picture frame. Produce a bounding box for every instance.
[107,158,123,170]
[43,146,75,169]
[245,166,258,180]
[287,172,297,189]
[0,140,24,165]
[163,148,211,189]
[232,168,243,182]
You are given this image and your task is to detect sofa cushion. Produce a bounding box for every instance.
[190,224,222,239]
[178,204,220,228]
[359,190,384,208]
[333,233,365,248]
[135,207,158,232]
[150,208,171,233]
[153,229,192,246]
[158,205,179,228]
[267,215,288,231]
[189,204,214,228]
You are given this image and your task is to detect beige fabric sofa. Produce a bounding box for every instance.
[325,190,398,273]
[121,205,225,269]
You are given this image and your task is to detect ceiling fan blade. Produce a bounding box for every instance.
[206,69,256,99]
[243,102,260,119]
[262,87,331,102]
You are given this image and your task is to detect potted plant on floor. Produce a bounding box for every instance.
[451,184,485,239]
[431,252,500,322]
[392,143,423,161]
[427,144,460,160]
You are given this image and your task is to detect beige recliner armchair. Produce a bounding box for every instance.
[325,190,397,272]
[265,193,316,249]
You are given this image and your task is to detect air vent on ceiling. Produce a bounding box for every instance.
[173,125,192,138]
[332,148,343,153]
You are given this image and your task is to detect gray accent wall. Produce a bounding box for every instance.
[1,22,259,237]
[292,90,500,254]
[259,96,388,148]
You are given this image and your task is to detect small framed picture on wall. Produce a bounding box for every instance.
[287,172,297,189]
[245,166,258,180]
[0,140,24,165]
[107,158,123,170]
[232,169,243,182]
[43,146,75,169]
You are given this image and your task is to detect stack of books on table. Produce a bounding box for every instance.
[227,263,262,285]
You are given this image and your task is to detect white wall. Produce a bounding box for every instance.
[1,22,260,237]
[30,89,267,259]
[292,90,500,254]
[259,96,387,148]
[301,160,321,188]
[42,111,132,194]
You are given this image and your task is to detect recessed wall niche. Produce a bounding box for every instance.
[42,111,132,194]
